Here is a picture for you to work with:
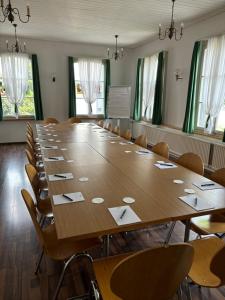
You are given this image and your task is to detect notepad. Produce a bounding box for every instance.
[53,192,84,205]
[48,173,74,181]
[154,161,177,169]
[44,156,64,162]
[135,150,152,155]
[108,205,141,226]
[42,145,58,150]
[193,181,224,191]
[179,194,214,211]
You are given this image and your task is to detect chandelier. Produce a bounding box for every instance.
[0,0,30,23]
[158,0,184,41]
[6,24,26,53]
[107,35,124,61]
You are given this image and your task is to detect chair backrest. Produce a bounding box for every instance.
[44,117,59,124]
[152,142,169,159]
[98,120,104,127]
[210,245,225,287]
[110,244,194,300]
[135,134,147,148]
[25,148,37,167]
[121,129,132,141]
[21,189,45,247]
[177,152,204,175]
[25,163,41,202]
[112,126,120,135]
[26,138,35,154]
[211,168,225,187]
[67,117,81,124]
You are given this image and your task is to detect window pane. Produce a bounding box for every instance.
[215,104,225,132]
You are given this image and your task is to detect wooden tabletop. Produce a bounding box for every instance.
[36,123,225,240]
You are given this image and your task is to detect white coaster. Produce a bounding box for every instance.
[67,160,74,163]
[110,141,116,144]
[79,177,89,182]
[47,133,51,136]
[119,142,127,145]
[56,140,61,142]
[53,134,58,137]
[61,148,68,151]
[173,179,184,184]
[125,150,132,153]
[48,139,54,142]
[123,197,135,204]
[92,197,104,204]
[184,189,196,194]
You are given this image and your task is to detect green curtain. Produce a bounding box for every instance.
[182,41,204,133]
[133,58,144,121]
[152,51,167,125]
[68,56,76,117]
[0,92,3,121]
[103,59,111,118]
[32,54,44,120]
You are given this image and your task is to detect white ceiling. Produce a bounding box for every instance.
[0,0,225,47]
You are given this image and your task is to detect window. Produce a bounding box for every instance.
[141,54,158,121]
[196,36,225,133]
[74,60,105,115]
[0,57,35,118]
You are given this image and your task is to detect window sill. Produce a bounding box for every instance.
[3,116,35,121]
[76,114,104,120]
[194,128,223,141]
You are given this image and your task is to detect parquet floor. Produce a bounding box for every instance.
[0,144,225,300]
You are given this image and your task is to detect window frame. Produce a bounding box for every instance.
[194,40,225,138]
[0,55,35,120]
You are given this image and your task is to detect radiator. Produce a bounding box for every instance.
[212,144,225,169]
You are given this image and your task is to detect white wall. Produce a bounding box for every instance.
[0,37,130,142]
[125,11,225,129]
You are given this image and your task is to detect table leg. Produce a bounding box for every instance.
[184,219,191,242]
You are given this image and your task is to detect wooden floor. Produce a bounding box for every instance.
[0,143,225,300]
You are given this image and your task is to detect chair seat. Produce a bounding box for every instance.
[189,237,225,287]
[43,224,101,261]
[191,214,225,235]
[93,253,132,300]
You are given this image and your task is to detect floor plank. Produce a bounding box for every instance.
[0,144,224,300]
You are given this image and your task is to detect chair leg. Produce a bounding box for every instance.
[164,221,176,245]
[185,277,192,300]
[35,249,44,275]
[177,284,182,300]
[52,253,93,300]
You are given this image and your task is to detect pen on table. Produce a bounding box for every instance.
[201,183,215,187]
[139,150,149,153]
[194,197,198,207]
[120,209,127,219]
[159,163,174,167]
[48,157,59,160]
[62,194,73,201]
[44,146,53,148]
[54,174,67,178]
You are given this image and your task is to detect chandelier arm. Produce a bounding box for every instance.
[174,29,182,41]
[0,6,7,22]
[12,7,30,23]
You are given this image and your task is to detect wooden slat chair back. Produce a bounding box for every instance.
[67,117,81,124]
[110,244,194,300]
[25,164,41,202]
[43,117,59,124]
[210,245,225,286]
[120,129,132,141]
[112,126,120,135]
[177,152,204,175]
[152,142,169,159]
[135,134,147,148]
[25,148,37,168]
[211,168,225,187]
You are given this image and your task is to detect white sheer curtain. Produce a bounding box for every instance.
[142,54,158,120]
[0,52,29,118]
[202,35,225,133]
[78,58,102,114]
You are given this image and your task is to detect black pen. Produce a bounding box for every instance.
[201,183,215,187]
[139,150,149,153]
[44,146,53,149]
[120,209,127,219]
[48,157,59,160]
[159,163,174,167]
[62,194,73,201]
[194,197,198,207]
[54,174,67,178]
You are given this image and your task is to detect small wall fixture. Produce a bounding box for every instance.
[175,69,183,81]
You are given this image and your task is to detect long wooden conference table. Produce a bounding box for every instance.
[36,123,225,246]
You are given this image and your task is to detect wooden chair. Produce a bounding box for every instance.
[67,117,81,124]
[97,120,104,127]
[190,168,225,237]
[152,142,169,159]
[43,117,59,124]
[135,134,147,148]
[176,152,204,176]
[21,189,101,300]
[105,123,112,131]
[120,129,132,141]
[25,163,52,219]
[112,126,120,135]
[93,243,194,300]
[188,237,225,293]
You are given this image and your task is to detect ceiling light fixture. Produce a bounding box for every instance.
[158,0,184,41]
[6,24,26,53]
[107,35,124,61]
[0,0,30,23]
